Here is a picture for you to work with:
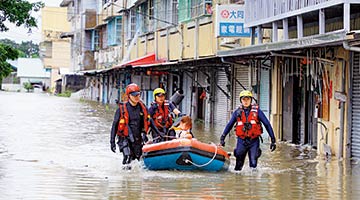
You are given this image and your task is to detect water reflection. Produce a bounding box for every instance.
[0,91,359,199]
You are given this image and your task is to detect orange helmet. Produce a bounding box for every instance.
[126,83,140,96]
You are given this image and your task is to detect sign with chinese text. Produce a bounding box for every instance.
[215,4,250,37]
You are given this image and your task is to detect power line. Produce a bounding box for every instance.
[39,1,209,23]
[2,2,211,48]
[40,1,202,15]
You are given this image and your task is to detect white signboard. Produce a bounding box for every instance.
[215,4,251,37]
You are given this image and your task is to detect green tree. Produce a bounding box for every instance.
[0,44,19,86]
[19,41,40,57]
[0,0,44,32]
[0,39,40,58]
[23,82,34,92]
[0,0,44,89]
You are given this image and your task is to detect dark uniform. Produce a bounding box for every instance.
[220,106,276,171]
[110,102,148,164]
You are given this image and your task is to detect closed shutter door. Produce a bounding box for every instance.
[233,65,250,108]
[181,73,192,115]
[215,70,230,125]
[352,52,360,159]
[260,68,270,137]
[102,76,108,104]
[108,75,117,104]
[132,75,141,86]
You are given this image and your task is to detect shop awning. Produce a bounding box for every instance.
[217,30,348,57]
[81,68,113,75]
[113,53,166,69]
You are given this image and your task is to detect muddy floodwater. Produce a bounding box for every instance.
[0,91,359,199]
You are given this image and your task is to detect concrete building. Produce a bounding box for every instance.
[59,0,264,128]
[57,1,360,161]
[15,58,50,92]
[40,6,71,92]
[218,0,360,160]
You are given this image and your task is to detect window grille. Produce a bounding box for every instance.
[179,0,212,22]
[107,16,122,46]
[91,30,100,51]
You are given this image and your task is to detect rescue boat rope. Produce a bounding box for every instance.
[184,142,218,168]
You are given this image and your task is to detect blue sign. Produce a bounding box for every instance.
[219,22,251,37]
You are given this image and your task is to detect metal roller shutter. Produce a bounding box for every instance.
[233,65,250,108]
[132,75,141,86]
[260,68,270,136]
[102,76,108,104]
[108,75,117,104]
[215,70,231,125]
[352,52,360,159]
[181,73,192,116]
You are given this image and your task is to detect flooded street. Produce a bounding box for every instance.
[1,91,360,199]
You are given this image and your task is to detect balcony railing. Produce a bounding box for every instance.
[245,0,344,27]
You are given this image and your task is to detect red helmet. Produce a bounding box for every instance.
[126,83,140,96]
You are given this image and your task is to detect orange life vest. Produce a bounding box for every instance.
[235,105,263,139]
[117,102,150,137]
[152,100,173,129]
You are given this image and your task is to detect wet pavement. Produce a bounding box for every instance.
[0,91,359,199]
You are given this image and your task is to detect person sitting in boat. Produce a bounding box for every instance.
[168,116,194,139]
[219,90,276,171]
[110,83,150,166]
[148,88,184,142]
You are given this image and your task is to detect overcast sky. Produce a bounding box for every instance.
[0,0,63,44]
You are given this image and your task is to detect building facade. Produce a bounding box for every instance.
[59,0,261,126]
[57,0,360,160]
[219,0,360,160]
[40,6,72,92]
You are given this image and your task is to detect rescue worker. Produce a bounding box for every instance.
[168,115,194,139]
[148,88,183,142]
[219,90,276,171]
[110,83,150,166]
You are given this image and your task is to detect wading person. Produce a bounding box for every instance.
[148,88,183,142]
[219,90,276,171]
[110,83,150,167]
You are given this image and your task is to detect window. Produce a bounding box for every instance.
[107,16,122,46]
[171,0,178,24]
[39,41,52,58]
[155,0,178,29]
[139,2,149,34]
[127,9,137,43]
[91,30,100,51]
[179,0,212,22]
[115,17,122,44]
[178,0,190,22]
[205,1,213,15]
[136,0,155,34]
